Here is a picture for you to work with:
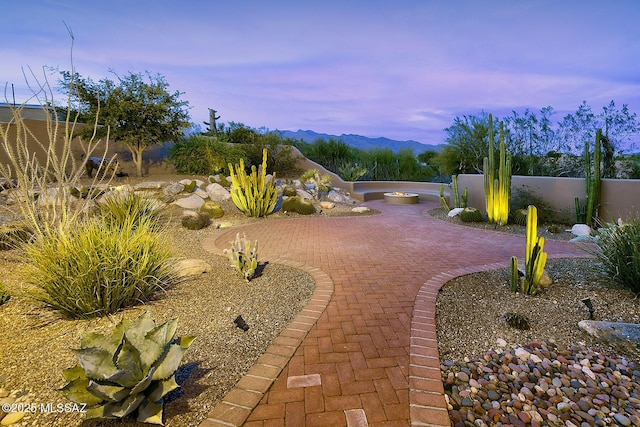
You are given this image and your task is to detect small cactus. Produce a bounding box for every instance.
[223,233,259,281]
[60,312,195,424]
[181,213,210,230]
[282,185,297,197]
[184,180,197,193]
[282,196,300,212]
[294,198,315,215]
[459,207,482,223]
[512,208,528,226]
[200,201,224,219]
[504,312,530,330]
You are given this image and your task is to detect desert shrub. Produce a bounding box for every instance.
[510,185,558,224]
[0,222,32,250]
[22,214,175,318]
[587,217,640,295]
[0,282,10,305]
[98,192,165,229]
[181,212,211,230]
[169,135,245,175]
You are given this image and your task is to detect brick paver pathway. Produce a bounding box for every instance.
[199,200,586,427]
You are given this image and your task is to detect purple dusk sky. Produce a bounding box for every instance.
[2,0,639,147]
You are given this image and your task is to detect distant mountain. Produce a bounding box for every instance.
[278,129,445,153]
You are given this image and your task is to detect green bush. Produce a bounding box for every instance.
[22,211,175,318]
[169,135,245,175]
[587,217,640,295]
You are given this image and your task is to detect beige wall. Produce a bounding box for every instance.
[457,174,640,223]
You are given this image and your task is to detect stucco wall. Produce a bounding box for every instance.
[457,174,639,223]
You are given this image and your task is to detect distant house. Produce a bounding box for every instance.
[0,102,64,123]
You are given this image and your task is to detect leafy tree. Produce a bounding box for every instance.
[61,70,190,176]
[436,112,495,175]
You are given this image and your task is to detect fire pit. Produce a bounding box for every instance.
[384,192,419,205]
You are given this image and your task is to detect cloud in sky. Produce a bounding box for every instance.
[2,0,639,146]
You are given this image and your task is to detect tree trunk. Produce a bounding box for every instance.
[127,144,145,177]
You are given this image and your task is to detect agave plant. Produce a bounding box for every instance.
[60,312,195,425]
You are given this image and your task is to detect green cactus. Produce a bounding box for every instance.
[200,201,224,219]
[60,312,195,424]
[483,115,512,225]
[300,169,332,198]
[574,196,586,224]
[439,184,450,211]
[294,198,315,215]
[452,175,460,208]
[228,148,278,217]
[586,129,602,226]
[459,207,482,223]
[282,185,297,197]
[519,205,548,295]
[512,208,528,226]
[184,180,197,193]
[181,213,210,230]
[282,196,299,212]
[510,257,519,293]
[461,187,468,209]
[224,232,258,281]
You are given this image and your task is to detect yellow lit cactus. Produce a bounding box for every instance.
[228,148,278,217]
[483,114,512,225]
[511,205,548,295]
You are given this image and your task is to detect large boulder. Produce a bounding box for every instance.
[163,182,185,197]
[173,194,205,209]
[206,183,231,201]
[173,259,212,278]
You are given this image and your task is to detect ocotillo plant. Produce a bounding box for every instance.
[483,115,512,225]
[511,205,548,295]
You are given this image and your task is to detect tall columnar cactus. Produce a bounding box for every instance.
[439,184,450,211]
[228,148,278,217]
[60,312,195,424]
[585,129,602,226]
[510,205,548,295]
[483,115,512,225]
[451,175,468,209]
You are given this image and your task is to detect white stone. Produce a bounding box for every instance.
[514,347,531,361]
[173,194,205,209]
[179,179,195,186]
[326,190,352,204]
[206,183,231,201]
[163,182,185,196]
[173,259,212,278]
[182,210,198,217]
[194,179,205,187]
[296,189,314,200]
[448,207,464,217]
[352,206,370,213]
[194,188,209,199]
[570,223,591,236]
[320,201,335,209]
[133,181,167,190]
[496,338,507,348]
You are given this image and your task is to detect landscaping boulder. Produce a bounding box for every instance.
[206,183,231,201]
[173,259,212,278]
[173,194,205,209]
[163,182,185,196]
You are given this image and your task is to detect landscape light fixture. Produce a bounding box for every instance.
[581,298,595,320]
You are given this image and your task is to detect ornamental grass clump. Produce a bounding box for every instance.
[586,217,640,295]
[98,192,166,230]
[22,207,175,318]
[60,312,195,424]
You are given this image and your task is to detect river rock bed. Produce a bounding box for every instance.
[442,340,640,427]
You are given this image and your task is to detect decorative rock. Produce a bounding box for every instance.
[351,206,370,213]
[163,182,185,196]
[1,412,24,425]
[173,194,205,209]
[133,181,166,190]
[539,271,553,287]
[570,224,592,236]
[578,320,640,348]
[205,183,231,201]
[173,259,212,278]
[326,190,352,204]
[194,188,209,199]
[448,207,464,217]
[296,189,314,200]
[496,338,507,348]
[320,201,335,209]
[613,413,631,426]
